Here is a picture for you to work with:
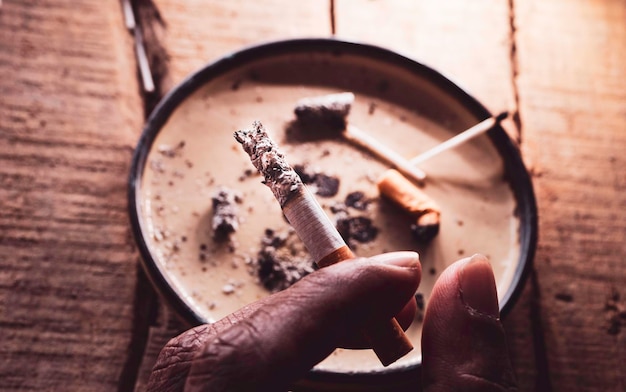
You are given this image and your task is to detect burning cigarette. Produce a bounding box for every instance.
[378,169,441,243]
[294,92,426,183]
[234,121,414,366]
[234,121,350,266]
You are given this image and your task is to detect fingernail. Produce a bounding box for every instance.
[458,254,500,318]
[369,251,420,269]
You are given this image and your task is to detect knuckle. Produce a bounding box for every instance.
[161,325,216,366]
[186,320,269,390]
[147,325,215,392]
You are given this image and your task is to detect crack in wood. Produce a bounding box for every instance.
[132,0,171,116]
[330,0,336,35]
[529,268,553,391]
[116,1,173,390]
[508,0,522,145]
[117,265,159,392]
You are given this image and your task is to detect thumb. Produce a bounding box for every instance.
[422,254,518,392]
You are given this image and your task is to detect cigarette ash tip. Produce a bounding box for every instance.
[234,121,303,206]
[294,92,354,130]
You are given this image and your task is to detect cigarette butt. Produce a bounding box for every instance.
[293,93,426,183]
[364,318,414,367]
[315,236,414,366]
[378,169,441,243]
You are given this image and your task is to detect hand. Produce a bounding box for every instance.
[147,252,518,391]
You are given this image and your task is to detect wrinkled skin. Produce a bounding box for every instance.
[147,252,518,392]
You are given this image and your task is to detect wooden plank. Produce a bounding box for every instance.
[335,1,538,389]
[145,0,332,94]
[335,0,516,114]
[131,1,332,389]
[0,0,143,390]
[516,0,626,391]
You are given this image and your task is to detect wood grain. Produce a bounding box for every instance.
[146,0,332,95]
[3,1,623,390]
[516,0,626,390]
[335,0,517,114]
[0,0,143,390]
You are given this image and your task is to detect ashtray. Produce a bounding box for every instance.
[128,38,537,390]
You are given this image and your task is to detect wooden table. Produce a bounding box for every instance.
[1,1,624,390]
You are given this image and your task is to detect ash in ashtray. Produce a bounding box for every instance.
[211,187,242,241]
[336,216,379,245]
[294,164,340,197]
[331,191,379,248]
[252,228,317,292]
[344,191,372,211]
[415,292,425,322]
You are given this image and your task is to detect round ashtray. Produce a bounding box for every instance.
[128,38,537,390]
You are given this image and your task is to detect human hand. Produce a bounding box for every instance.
[147,252,517,391]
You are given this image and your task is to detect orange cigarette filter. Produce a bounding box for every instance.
[378,169,441,243]
[377,169,440,218]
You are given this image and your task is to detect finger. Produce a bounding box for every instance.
[184,251,421,392]
[422,254,518,392]
[147,296,417,391]
[146,299,269,392]
[147,252,420,391]
[340,294,417,348]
